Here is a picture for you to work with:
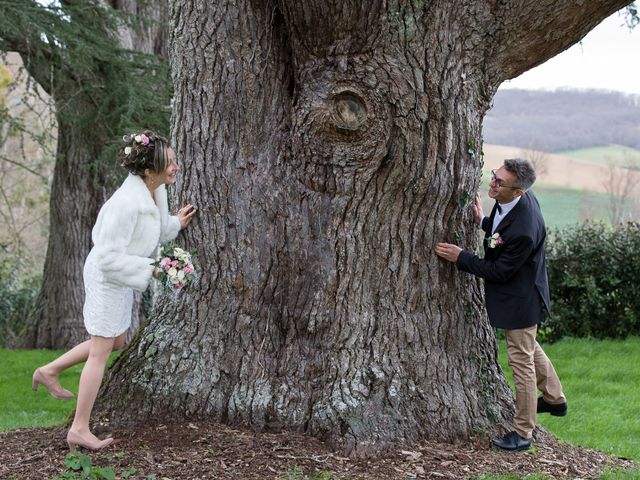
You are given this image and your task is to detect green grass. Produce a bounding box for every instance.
[498,337,640,462]
[476,470,640,480]
[534,184,610,228]
[560,145,640,166]
[0,348,118,431]
[0,348,81,430]
[599,469,640,480]
[3,342,640,478]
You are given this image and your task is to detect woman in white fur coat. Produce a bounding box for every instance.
[32,131,196,451]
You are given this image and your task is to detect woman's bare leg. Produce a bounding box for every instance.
[68,335,115,442]
[36,331,126,382]
[33,340,93,399]
[39,340,91,375]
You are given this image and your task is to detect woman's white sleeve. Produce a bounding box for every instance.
[155,184,181,242]
[161,215,181,242]
[93,204,154,291]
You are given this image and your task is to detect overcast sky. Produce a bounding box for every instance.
[500,10,640,95]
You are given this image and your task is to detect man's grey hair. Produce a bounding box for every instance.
[503,158,536,190]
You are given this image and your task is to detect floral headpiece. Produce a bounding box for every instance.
[123,133,150,155]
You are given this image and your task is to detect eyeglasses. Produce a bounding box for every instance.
[490,170,520,190]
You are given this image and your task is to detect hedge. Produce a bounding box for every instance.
[544,221,640,341]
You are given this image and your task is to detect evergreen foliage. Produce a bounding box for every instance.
[1,1,171,347]
[0,244,41,347]
[545,222,640,341]
[0,0,171,181]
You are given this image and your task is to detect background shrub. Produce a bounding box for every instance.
[545,222,640,341]
[0,244,41,347]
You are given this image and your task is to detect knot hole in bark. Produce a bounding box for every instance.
[330,91,367,133]
[290,77,392,194]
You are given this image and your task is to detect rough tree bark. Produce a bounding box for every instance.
[5,0,169,348]
[99,0,631,454]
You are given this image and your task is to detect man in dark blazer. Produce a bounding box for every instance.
[435,158,567,452]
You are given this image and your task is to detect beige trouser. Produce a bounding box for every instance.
[504,325,566,439]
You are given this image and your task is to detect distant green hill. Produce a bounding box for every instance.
[560,144,640,166]
[482,89,640,226]
[483,89,640,152]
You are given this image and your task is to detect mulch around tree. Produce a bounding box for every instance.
[0,421,635,479]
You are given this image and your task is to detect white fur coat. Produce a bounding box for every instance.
[89,174,181,292]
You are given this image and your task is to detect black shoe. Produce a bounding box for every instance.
[537,397,567,416]
[491,431,532,451]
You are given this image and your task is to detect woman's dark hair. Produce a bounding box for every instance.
[118,130,171,177]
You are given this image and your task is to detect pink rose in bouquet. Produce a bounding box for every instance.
[153,243,197,292]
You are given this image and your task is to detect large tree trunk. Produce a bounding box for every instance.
[99,0,631,454]
[109,0,169,56]
[24,113,108,348]
[12,0,169,348]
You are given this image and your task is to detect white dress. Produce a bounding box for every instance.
[83,174,181,337]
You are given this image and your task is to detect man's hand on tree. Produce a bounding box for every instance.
[435,243,462,263]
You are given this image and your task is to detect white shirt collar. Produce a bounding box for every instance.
[498,195,521,216]
[492,195,522,233]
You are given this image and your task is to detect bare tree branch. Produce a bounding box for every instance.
[488,1,633,83]
[0,154,48,179]
[519,143,548,178]
[603,153,640,224]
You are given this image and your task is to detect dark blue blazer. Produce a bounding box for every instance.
[456,191,551,329]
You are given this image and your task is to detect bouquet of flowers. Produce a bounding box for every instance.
[153,244,197,292]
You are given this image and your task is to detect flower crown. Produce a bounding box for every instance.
[123,133,150,156]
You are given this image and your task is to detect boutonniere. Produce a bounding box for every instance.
[487,232,504,249]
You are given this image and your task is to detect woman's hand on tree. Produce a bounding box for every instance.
[177,204,197,229]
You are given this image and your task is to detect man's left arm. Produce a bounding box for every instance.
[436,235,534,283]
